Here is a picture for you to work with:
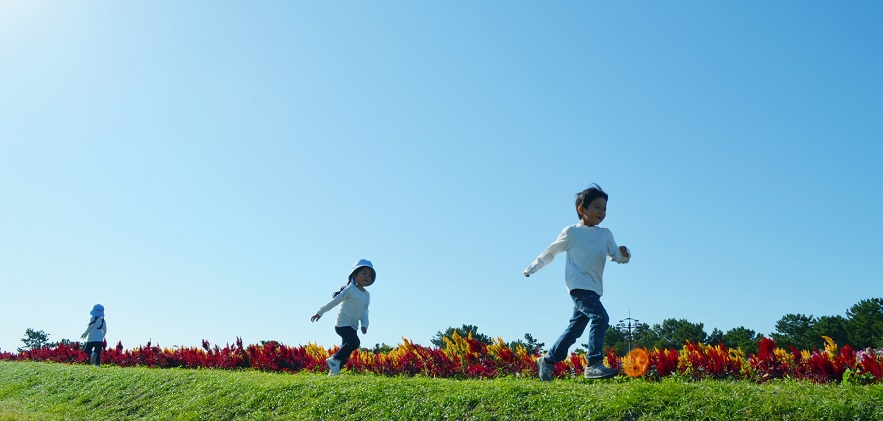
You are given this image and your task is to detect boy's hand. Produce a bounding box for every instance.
[619,246,630,258]
[310,314,321,322]
[361,327,367,334]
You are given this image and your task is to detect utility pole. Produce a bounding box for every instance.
[617,310,640,353]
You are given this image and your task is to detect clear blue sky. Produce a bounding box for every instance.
[2,1,881,354]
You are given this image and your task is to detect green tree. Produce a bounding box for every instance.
[845,298,883,348]
[771,313,815,350]
[707,328,724,346]
[810,315,849,348]
[18,328,57,352]
[721,326,761,355]
[643,319,707,350]
[604,322,651,355]
[508,333,545,354]
[370,343,394,354]
[431,324,492,348]
[603,325,627,355]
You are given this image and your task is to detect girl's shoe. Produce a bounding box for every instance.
[326,357,342,376]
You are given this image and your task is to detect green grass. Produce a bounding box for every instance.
[1,361,882,420]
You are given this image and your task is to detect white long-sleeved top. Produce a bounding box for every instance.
[82,317,107,343]
[316,284,370,330]
[524,223,630,296]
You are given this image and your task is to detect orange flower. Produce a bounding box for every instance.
[622,348,651,378]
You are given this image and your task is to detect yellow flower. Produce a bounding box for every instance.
[304,342,329,360]
[822,336,838,359]
[486,337,507,357]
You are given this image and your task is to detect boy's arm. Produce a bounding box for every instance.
[607,232,631,264]
[612,245,631,263]
[524,228,570,277]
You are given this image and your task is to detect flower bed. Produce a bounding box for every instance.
[3,333,881,383]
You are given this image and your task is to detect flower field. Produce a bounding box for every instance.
[3,333,882,384]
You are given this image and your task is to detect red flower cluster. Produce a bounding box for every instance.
[347,335,538,378]
[745,336,882,384]
[3,335,882,383]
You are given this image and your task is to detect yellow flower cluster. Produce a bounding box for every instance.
[303,342,330,360]
[442,331,479,359]
[486,337,510,357]
[823,335,838,359]
[384,337,419,364]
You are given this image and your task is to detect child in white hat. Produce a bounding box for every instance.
[311,259,375,376]
[80,304,107,367]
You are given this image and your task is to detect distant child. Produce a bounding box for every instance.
[80,304,107,367]
[524,184,631,381]
[311,259,375,376]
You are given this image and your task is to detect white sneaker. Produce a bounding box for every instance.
[536,357,553,382]
[326,357,341,376]
[583,362,618,379]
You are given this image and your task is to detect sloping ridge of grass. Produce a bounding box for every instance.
[1,361,882,420]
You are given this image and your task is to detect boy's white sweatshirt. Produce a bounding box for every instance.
[524,223,630,296]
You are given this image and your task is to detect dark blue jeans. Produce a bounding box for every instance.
[84,341,103,366]
[545,289,609,365]
[333,326,360,366]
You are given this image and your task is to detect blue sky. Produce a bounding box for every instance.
[2,1,881,354]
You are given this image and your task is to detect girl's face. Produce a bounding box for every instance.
[579,197,607,227]
[353,267,375,287]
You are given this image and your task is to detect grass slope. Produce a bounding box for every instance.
[1,361,882,420]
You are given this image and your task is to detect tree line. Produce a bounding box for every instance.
[430,298,883,357]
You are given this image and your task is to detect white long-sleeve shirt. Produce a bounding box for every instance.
[82,317,107,343]
[316,284,370,330]
[524,223,630,296]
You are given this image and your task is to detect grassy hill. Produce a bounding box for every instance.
[2,361,882,420]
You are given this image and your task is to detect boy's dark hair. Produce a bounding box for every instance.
[574,183,609,218]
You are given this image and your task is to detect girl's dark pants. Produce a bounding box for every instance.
[333,326,360,365]
[84,341,103,366]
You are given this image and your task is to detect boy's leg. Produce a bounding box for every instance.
[545,304,590,364]
[573,290,609,366]
[332,326,361,366]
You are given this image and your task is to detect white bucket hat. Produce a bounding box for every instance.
[349,259,376,285]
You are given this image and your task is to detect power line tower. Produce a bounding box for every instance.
[616,310,640,353]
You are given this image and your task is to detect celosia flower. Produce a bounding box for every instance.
[822,336,838,359]
[622,348,650,378]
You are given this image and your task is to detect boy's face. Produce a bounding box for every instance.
[579,197,607,227]
[353,267,375,287]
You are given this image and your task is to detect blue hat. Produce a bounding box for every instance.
[90,304,105,318]
[349,259,376,285]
